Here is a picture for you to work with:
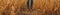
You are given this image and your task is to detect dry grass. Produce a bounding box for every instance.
[0,0,60,15]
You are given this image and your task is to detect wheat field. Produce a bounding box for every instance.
[0,0,60,15]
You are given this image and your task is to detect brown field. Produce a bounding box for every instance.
[0,0,60,15]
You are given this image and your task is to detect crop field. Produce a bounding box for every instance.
[0,0,60,15]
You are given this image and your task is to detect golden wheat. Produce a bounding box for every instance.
[0,0,60,15]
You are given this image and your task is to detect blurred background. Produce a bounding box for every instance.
[0,0,60,15]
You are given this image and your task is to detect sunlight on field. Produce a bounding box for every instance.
[0,0,60,15]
